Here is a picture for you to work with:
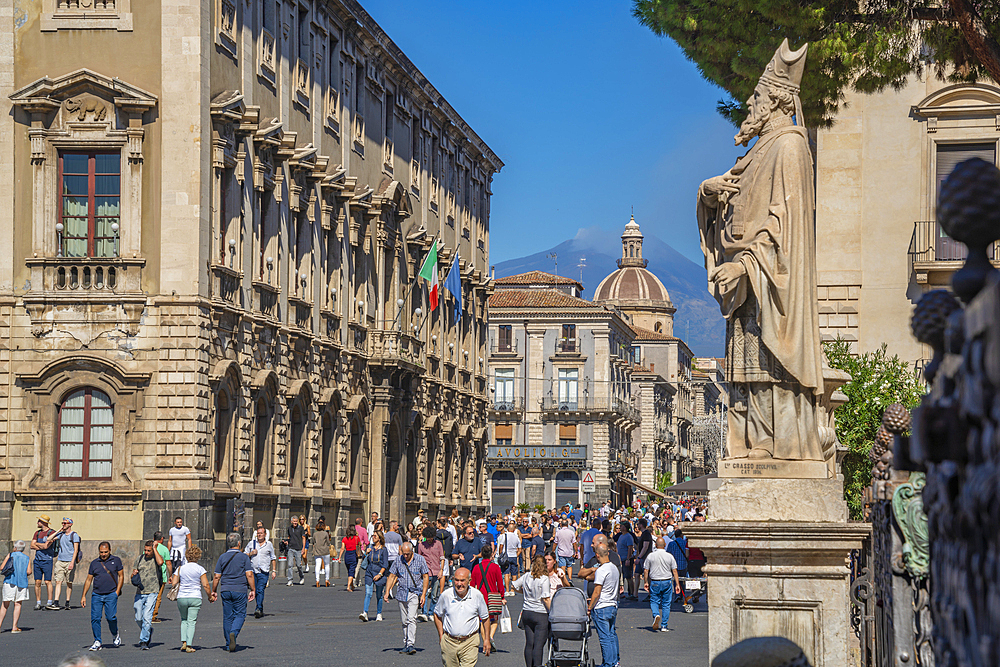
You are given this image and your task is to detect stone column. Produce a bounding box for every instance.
[685,478,869,667]
[369,385,391,520]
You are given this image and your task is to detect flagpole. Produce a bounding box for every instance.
[390,270,420,332]
[411,236,438,336]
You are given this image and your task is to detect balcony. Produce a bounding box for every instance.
[489,339,519,357]
[555,337,579,355]
[348,322,368,355]
[320,309,341,345]
[909,220,1000,286]
[23,256,146,336]
[252,281,279,319]
[210,264,242,307]
[368,329,424,372]
[541,396,641,423]
[490,397,524,414]
[288,295,312,331]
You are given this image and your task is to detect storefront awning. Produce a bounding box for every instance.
[617,477,667,499]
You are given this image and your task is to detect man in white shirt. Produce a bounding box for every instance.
[244,526,276,618]
[643,537,681,632]
[168,517,192,566]
[367,511,380,538]
[434,567,491,667]
[497,523,521,595]
[587,542,620,667]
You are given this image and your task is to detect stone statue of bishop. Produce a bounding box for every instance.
[696,40,825,463]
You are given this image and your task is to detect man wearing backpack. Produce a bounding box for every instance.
[30,514,57,611]
[52,517,81,610]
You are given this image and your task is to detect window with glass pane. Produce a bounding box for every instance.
[60,152,120,258]
[495,368,515,407]
[557,368,578,409]
[58,388,113,480]
[498,325,512,352]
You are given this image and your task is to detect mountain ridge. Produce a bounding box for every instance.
[493,226,725,356]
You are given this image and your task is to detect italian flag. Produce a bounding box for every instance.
[419,241,439,311]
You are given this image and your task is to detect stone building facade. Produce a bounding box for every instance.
[486,273,640,510]
[0,0,501,557]
[815,78,1000,366]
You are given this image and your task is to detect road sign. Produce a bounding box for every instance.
[581,469,596,493]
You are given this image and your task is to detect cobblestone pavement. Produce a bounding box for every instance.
[3,569,708,666]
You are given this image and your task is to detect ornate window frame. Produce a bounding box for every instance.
[11,70,156,336]
[17,355,149,491]
[41,0,133,32]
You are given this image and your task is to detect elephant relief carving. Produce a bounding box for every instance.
[64,96,108,122]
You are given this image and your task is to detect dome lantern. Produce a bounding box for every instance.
[619,214,647,268]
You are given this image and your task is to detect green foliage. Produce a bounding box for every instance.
[533,504,546,514]
[515,502,531,513]
[632,0,1000,128]
[824,340,925,520]
[655,471,674,492]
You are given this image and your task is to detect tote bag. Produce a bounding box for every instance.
[499,603,513,634]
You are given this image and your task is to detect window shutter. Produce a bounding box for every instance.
[559,424,576,439]
[937,143,996,194]
[495,424,513,440]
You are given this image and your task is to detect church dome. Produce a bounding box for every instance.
[594,266,670,302]
[594,215,672,305]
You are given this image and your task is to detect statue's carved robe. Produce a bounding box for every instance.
[697,125,825,461]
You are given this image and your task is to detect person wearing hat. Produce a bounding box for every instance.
[30,514,57,611]
[53,517,82,610]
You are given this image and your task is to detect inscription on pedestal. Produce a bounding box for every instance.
[718,457,830,479]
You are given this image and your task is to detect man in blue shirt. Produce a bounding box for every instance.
[80,541,124,651]
[572,505,584,525]
[486,516,500,540]
[579,517,603,565]
[452,526,480,571]
[667,529,689,583]
[30,514,57,611]
[211,533,255,653]
[52,517,81,610]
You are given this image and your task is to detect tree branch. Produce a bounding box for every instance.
[949,0,1000,83]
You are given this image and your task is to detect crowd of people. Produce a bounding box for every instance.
[1,497,709,667]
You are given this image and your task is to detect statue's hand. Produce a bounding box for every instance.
[709,262,747,292]
[700,172,739,200]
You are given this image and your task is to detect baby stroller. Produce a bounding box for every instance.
[546,586,593,667]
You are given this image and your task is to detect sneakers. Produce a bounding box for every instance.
[64,602,71,610]
[359,612,369,622]
[228,631,236,653]
[298,578,305,586]
[34,602,43,611]
[661,627,672,632]
[652,614,661,631]
[89,641,102,651]
[138,641,150,650]
[376,613,383,622]
[113,634,122,647]
[416,613,428,622]
[505,591,516,597]
[406,647,417,655]
[45,603,60,610]
[254,609,262,619]
[287,580,293,586]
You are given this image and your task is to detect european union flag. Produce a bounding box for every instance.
[443,253,462,322]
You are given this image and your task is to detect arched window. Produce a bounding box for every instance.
[289,406,305,487]
[654,321,663,333]
[320,413,334,490]
[555,471,579,509]
[254,397,272,485]
[214,391,233,482]
[58,388,113,480]
[491,471,515,514]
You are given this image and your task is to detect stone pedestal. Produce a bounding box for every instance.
[685,478,869,667]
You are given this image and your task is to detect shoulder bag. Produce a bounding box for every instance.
[497,534,510,569]
[130,556,144,589]
[478,562,503,615]
[0,554,13,577]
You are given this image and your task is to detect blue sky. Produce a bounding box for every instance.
[363,0,745,266]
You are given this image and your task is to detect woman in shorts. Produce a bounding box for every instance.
[0,541,31,633]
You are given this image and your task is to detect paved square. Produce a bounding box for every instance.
[4,570,708,666]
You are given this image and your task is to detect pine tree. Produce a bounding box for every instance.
[633,0,1000,127]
